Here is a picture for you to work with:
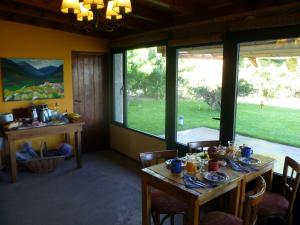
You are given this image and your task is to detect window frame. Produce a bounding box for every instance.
[111,42,168,141]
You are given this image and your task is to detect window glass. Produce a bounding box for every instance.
[176,45,223,144]
[126,46,166,137]
[113,53,123,123]
[236,38,300,173]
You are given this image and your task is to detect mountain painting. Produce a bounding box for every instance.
[1,58,64,101]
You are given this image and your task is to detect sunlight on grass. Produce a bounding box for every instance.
[127,98,300,147]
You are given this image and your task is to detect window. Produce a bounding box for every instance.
[235,38,300,173]
[112,46,166,137]
[125,46,166,137]
[176,45,223,144]
[113,53,124,123]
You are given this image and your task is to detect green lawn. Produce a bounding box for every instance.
[127,98,300,147]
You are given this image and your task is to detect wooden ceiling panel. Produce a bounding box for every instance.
[0,0,300,39]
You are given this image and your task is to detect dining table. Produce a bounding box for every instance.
[141,153,275,225]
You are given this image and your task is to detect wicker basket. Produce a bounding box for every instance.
[23,142,65,173]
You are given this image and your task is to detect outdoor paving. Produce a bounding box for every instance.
[177,127,300,174]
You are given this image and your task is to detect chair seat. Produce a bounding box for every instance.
[151,190,187,214]
[202,211,243,225]
[257,191,289,217]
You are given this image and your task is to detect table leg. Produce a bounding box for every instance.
[186,200,199,225]
[263,169,273,191]
[64,133,71,144]
[74,131,82,168]
[238,180,246,218]
[228,182,241,217]
[142,177,151,225]
[9,141,17,183]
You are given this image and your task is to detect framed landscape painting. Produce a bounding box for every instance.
[1,58,64,101]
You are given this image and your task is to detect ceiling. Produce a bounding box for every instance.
[0,0,300,39]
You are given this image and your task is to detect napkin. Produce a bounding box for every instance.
[183,174,207,189]
[228,160,258,172]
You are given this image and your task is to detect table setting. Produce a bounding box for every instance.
[164,142,264,190]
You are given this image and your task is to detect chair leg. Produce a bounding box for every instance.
[170,215,174,225]
[151,212,160,225]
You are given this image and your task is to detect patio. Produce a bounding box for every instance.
[177,127,300,173]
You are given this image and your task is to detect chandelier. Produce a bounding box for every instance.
[61,0,132,32]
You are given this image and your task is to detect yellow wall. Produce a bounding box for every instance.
[110,124,166,160]
[0,19,108,149]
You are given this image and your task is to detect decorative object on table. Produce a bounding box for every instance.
[186,154,198,173]
[228,159,258,172]
[37,104,52,123]
[67,112,81,122]
[183,174,207,189]
[165,158,186,167]
[207,146,218,158]
[208,159,220,171]
[241,146,253,158]
[3,121,23,130]
[239,157,261,165]
[203,171,229,184]
[20,141,66,173]
[225,140,237,159]
[187,140,219,153]
[170,158,182,174]
[1,58,64,101]
[0,113,14,123]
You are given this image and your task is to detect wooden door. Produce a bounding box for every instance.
[72,52,108,152]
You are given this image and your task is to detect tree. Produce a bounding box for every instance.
[126,47,166,99]
[237,78,255,97]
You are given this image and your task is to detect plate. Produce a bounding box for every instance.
[239,157,261,165]
[165,159,186,167]
[203,171,229,183]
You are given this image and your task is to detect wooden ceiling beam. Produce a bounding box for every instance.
[129,3,173,25]
[0,10,108,37]
[9,0,61,12]
[141,0,200,15]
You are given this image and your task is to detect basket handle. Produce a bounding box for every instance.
[39,141,47,158]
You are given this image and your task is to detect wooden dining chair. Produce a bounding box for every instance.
[139,150,187,225]
[187,140,219,153]
[202,176,266,225]
[257,156,300,225]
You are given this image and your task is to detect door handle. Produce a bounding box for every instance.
[212,117,220,121]
[74,100,81,103]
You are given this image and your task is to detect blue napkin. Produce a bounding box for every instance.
[228,160,258,172]
[183,174,207,189]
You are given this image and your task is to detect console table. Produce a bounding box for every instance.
[4,122,84,183]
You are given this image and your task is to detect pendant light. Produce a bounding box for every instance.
[106,1,122,20]
[61,0,81,14]
[83,0,105,10]
[112,0,132,14]
[77,3,94,21]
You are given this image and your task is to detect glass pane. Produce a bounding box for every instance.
[126,46,166,137]
[236,38,300,173]
[176,45,223,144]
[113,53,123,123]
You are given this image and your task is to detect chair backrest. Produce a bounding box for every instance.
[187,140,219,153]
[243,176,266,225]
[139,150,178,168]
[281,156,300,215]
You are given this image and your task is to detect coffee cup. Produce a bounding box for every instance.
[241,147,253,158]
[171,159,182,173]
[208,159,219,171]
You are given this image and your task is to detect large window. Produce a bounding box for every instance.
[176,45,223,144]
[235,38,300,173]
[122,46,166,137]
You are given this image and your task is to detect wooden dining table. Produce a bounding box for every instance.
[141,153,275,225]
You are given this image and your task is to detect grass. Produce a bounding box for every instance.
[127,98,300,147]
